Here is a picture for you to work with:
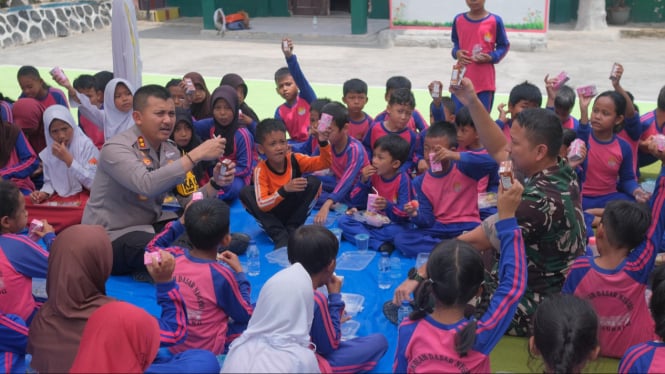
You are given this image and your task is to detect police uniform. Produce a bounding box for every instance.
[82,126,190,274]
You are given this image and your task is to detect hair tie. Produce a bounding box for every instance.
[426,278,434,284]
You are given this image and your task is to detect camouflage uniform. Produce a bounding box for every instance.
[480,158,586,336]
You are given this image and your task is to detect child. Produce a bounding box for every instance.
[287,225,388,372]
[146,198,253,355]
[27,105,98,232]
[183,72,212,120]
[171,110,211,196]
[12,98,47,154]
[577,90,649,216]
[17,65,68,108]
[0,121,39,194]
[562,171,665,358]
[291,98,331,156]
[165,78,189,110]
[637,85,665,169]
[363,88,419,173]
[195,85,255,202]
[450,0,509,112]
[529,294,600,373]
[274,38,317,144]
[338,134,414,253]
[220,73,260,129]
[495,81,542,141]
[395,122,497,256]
[619,265,665,373]
[0,180,54,325]
[373,76,428,133]
[313,102,370,225]
[544,76,579,131]
[394,178,526,372]
[429,85,456,124]
[72,74,104,149]
[342,78,373,141]
[239,119,331,250]
[222,263,319,373]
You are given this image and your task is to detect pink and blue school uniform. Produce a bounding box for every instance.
[0,313,28,373]
[194,120,255,202]
[362,122,418,173]
[394,153,497,256]
[146,220,253,355]
[274,54,317,143]
[317,137,370,206]
[338,170,414,251]
[311,290,388,373]
[546,107,580,132]
[1,130,39,195]
[465,147,499,220]
[394,217,526,373]
[0,232,54,323]
[637,110,665,170]
[373,109,428,134]
[620,341,665,373]
[562,168,665,358]
[0,101,13,123]
[615,113,643,175]
[19,87,68,109]
[347,112,373,142]
[291,134,321,157]
[495,118,512,142]
[451,12,509,112]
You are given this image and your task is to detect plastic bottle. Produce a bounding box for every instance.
[587,236,599,257]
[378,252,391,289]
[397,300,413,325]
[246,240,260,276]
[390,256,402,279]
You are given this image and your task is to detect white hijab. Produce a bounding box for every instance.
[40,105,99,197]
[102,78,135,140]
[222,263,320,373]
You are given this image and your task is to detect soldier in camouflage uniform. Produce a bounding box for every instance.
[393,78,586,337]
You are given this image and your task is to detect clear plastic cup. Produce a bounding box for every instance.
[354,233,369,252]
[416,252,429,270]
[330,228,343,248]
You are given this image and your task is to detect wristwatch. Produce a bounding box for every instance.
[408,267,425,282]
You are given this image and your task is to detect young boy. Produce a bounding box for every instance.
[165,78,188,110]
[395,122,497,256]
[373,76,428,134]
[313,102,370,225]
[287,225,388,372]
[73,74,105,149]
[239,118,332,250]
[496,81,542,140]
[451,0,509,112]
[563,170,665,358]
[429,84,457,125]
[637,85,665,170]
[338,134,415,253]
[342,78,373,141]
[146,198,253,355]
[363,88,419,173]
[291,98,331,156]
[544,75,579,131]
[274,38,317,144]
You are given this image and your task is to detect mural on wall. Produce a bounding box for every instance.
[391,0,549,32]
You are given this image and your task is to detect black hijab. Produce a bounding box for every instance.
[210,85,240,156]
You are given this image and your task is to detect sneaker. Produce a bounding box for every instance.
[378,241,395,255]
[382,300,400,325]
[220,233,251,255]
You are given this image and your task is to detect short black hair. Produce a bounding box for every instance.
[17,65,41,80]
[561,128,577,147]
[601,200,651,250]
[514,108,562,159]
[426,121,458,149]
[509,81,542,107]
[0,180,21,220]
[596,90,627,117]
[310,98,331,114]
[651,265,665,341]
[374,134,410,165]
[165,79,182,89]
[93,70,114,93]
[321,102,348,131]
[658,85,665,111]
[442,96,456,117]
[73,74,96,91]
[133,84,171,112]
[554,85,576,111]
[287,225,338,275]
[184,198,230,251]
[274,67,291,82]
[343,78,368,96]
[385,76,411,92]
[389,88,416,108]
[454,106,474,128]
[255,118,287,145]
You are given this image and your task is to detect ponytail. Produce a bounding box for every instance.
[552,327,579,374]
[454,320,477,357]
[410,279,433,321]
[651,265,665,341]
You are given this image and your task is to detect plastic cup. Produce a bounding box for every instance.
[354,233,369,252]
[416,252,429,270]
[367,194,379,213]
[330,228,343,247]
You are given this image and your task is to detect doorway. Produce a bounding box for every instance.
[289,0,351,15]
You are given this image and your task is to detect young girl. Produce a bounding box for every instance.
[56,73,134,141]
[0,121,39,195]
[220,73,260,129]
[578,90,650,215]
[12,98,47,154]
[27,105,99,232]
[0,180,53,325]
[619,265,665,373]
[171,110,211,197]
[194,85,254,202]
[16,65,68,109]
[184,72,212,120]
[394,180,526,373]
[530,294,600,373]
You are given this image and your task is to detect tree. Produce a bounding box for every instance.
[576,0,608,30]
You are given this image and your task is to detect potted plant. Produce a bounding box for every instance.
[607,0,631,25]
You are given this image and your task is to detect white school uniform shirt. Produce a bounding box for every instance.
[39,105,99,197]
[75,78,134,141]
[222,263,320,373]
